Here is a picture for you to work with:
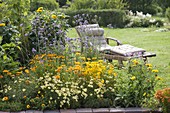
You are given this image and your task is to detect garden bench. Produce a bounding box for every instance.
[75,24,156,66]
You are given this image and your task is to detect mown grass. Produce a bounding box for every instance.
[67,26,170,87]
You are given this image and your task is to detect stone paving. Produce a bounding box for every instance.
[0,108,162,113]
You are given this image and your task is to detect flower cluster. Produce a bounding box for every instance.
[155,88,170,113]
[126,10,164,27]
[27,7,69,55]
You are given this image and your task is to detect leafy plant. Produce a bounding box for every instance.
[165,7,170,22]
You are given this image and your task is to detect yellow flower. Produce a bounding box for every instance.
[145,63,152,67]
[2,96,8,101]
[23,96,27,99]
[80,57,86,61]
[38,7,43,10]
[25,69,30,74]
[51,14,57,19]
[75,52,81,56]
[92,57,97,60]
[75,62,81,65]
[132,59,138,65]
[0,23,5,27]
[152,69,159,73]
[36,7,43,13]
[147,67,152,70]
[16,71,22,76]
[101,79,104,84]
[130,76,136,80]
[41,104,45,107]
[55,75,60,79]
[113,73,117,77]
[156,76,162,80]
[3,70,9,73]
[143,92,147,96]
[87,58,91,61]
[26,104,31,109]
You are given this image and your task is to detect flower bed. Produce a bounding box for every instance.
[0,7,164,112]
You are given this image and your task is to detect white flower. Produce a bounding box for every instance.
[146,13,152,18]
[83,88,87,92]
[22,89,26,92]
[50,97,53,100]
[12,95,16,97]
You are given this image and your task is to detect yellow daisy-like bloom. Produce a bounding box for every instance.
[145,63,152,67]
[36,7,43,13]
[101,79,104,84]
[3,70,9,73]
[2,96,9,101]
[41,104,45,107]
[26,104,31,109]
[132,59,139,65]
[25,69,30,74]
[130,76,136,80]
[75,62,81,65]
[0,23,5,27]
[75,52,81,56]
[156,76,162,80]
[23,96,27,99]
[152,69,159,73]
[143,92,147,96]
[55,75,60,79]
[51,14,57,19]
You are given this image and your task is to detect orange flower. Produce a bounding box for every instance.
[3,70,9,73]
[16,71,22,76]
[2,96,9,101]
[23,96,27,99]
[55,75,60,79]
[0,75,3,79]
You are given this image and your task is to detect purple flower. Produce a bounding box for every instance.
[32,48,37,53]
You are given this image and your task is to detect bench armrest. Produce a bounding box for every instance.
[105,37,122,46]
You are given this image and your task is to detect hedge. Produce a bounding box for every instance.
[63,9,127,28]
[30,0,59,11]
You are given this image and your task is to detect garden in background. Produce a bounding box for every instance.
[0,0,170,113]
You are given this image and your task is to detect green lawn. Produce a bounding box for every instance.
[67,27,170,87]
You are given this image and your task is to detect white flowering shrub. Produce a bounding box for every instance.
[125,10,164,27]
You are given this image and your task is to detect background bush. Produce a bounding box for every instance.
[165,7,170,22]
[30,0,59,11]
[64,9,127,27]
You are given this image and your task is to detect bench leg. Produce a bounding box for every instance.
[118,60,123,68]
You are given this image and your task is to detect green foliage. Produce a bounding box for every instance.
[165,7,170,22]
[65,9,127,27]
[95,0,127,10]
[156,0,170,13]
[1,0,30,25]
[70,0,96,10]
[30,0,59,11]
[115,60,160,107]
[0,101,24,112]
[126,0,159,15]
[57,0,67,7]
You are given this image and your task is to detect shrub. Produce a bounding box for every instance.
[115,60,161,107]
[125,11,164,28]
[30,0,59,11]
[64,9,127,27]
[70,0,96,10]
[165,7,170,22]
